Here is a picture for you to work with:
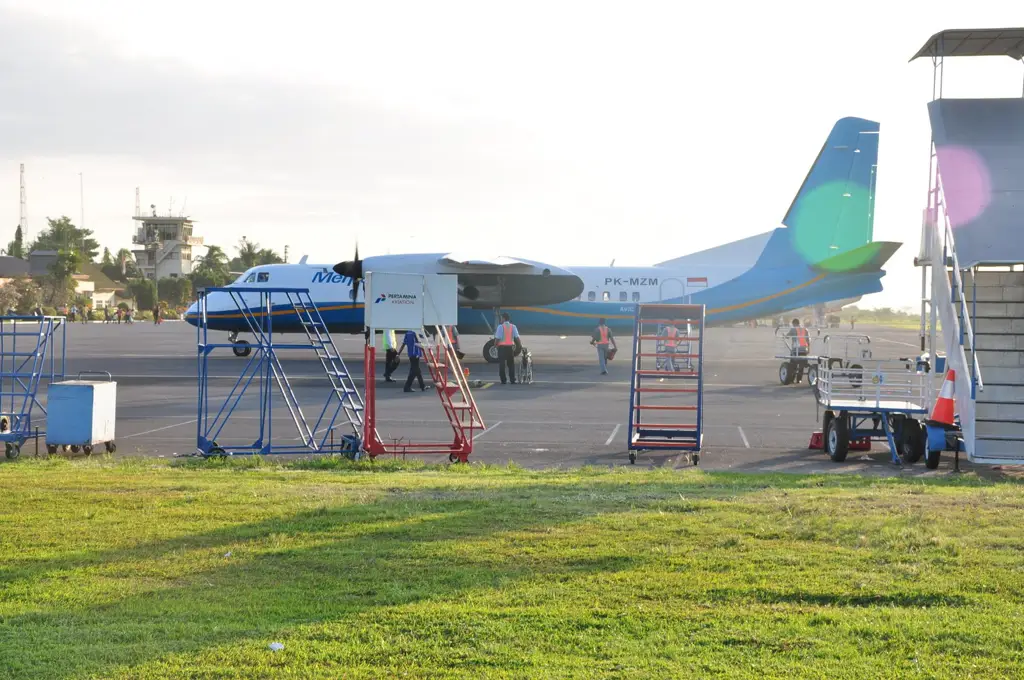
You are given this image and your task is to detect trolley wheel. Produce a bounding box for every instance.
[4,442,19,460]
[924,448,941,470]
[779,361,794,385]
[826,413,850,462]
[207,446,228,458]
[806,364,818,389]
[82,445,93,456]
[898,420,925,465]
[848,363,864,386]
[70,445,81,454]
[692,453,700,466]
[629,451,637,464]
[448,453,467,464]
[105,441,116,454]
[232,340,252,358]
[482,339,498,364]
[47,444,58,455]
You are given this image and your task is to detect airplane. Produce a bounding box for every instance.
[187,116,901,362]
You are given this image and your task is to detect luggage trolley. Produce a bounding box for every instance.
[516,345,534,385]
[814,352,931,465]
[774,326,824,387]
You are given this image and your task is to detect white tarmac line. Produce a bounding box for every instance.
[476,421,502,440]
[121,419,198,439]
[738,426,751,449]
[604,424,621,446]
[873,337,920,349]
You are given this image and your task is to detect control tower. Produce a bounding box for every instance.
[131,204,203,280]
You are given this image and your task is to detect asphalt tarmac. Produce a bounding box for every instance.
[5,318,985,477]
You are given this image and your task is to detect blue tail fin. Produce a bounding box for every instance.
[781,117,880,266]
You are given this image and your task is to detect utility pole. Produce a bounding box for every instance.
[19,164,27,235]
[79,172,85,229]
[135,187,141,218]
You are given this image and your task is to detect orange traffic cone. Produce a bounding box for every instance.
[927,368,956,429]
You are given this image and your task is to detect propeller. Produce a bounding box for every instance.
[333,241,363,306]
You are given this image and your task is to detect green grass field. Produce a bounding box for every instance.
[2,458,1023,679]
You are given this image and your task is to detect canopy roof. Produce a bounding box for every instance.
[911,28,1024,61]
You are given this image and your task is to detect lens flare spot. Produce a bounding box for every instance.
[788,181,874,271]
[935,145,991,228]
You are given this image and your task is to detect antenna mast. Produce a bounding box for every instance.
[19,164,27,235]
[134,187,141,217]
[79,172,85,229]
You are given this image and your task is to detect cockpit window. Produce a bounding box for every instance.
[256,272,270,283]
[244,273,256,283]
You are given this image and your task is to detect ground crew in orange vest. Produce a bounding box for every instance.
[788,318,810,382]
[659,323,680,373]
[493,312,520,384]
[591,318,618,375]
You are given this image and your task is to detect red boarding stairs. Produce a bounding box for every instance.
[626,303,705,464]
[363,326,485,462]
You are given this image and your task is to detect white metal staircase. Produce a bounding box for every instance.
[959,270,1024,463]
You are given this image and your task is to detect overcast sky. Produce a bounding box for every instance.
[2,0,1022,308]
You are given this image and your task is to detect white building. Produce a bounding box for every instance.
[131,208,203,280]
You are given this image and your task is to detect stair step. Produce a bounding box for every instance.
[449,401,472,409]
[979,367,1024,385]
[970,302,1024,319]
[977,384,1024,403]
[973,334,1024,351]
[973,319,1024,334]
[973,437,1024,463]
[976,402,1024,420]
[976,420,1024,438]
[966,349,1024,367]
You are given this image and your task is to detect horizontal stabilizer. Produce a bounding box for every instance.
[810,241,901,274]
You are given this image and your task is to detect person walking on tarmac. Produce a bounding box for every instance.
[382,329,399,383]
[591,318,617,375]
[398,329,427,392]
[787,318,810,383]
[493,312,520,384]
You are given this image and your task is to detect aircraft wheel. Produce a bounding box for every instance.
[482,340,498,364]
[779,362,794,385]
[232,340,252,358]
[826,413,849,462]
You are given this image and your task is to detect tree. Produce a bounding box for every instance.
[228,238,283,271]
[102,248,141,283]
[7,225,24,259]
[29,216,100,262]
[126,279,157,310]
[36,250,81,306]
[0,281,20,313]
[101,247,113,267]
[158,277,193,307]
[9,278,42,314]
[191,245,230,289]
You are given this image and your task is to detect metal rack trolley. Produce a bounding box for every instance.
[0,315,66,459]
[814,357,931,465]
[773,326,824,387]
[627,303,705,464]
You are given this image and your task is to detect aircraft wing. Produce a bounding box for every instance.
[334,252,584,308]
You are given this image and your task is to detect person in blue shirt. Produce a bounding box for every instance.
[398,329,426,392]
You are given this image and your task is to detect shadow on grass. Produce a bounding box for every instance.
[0,480,650,679]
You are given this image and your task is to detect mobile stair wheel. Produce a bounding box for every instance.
[627,304,705,465]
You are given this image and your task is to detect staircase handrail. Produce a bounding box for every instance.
[426,326,484,427]
[935,171,984,396]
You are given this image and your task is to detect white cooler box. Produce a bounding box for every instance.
[46,372,117,454]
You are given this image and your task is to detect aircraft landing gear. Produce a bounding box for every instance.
[483,339,499,364]
[228,332,251,357]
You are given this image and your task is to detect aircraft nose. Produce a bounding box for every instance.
[185,301,199,326]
